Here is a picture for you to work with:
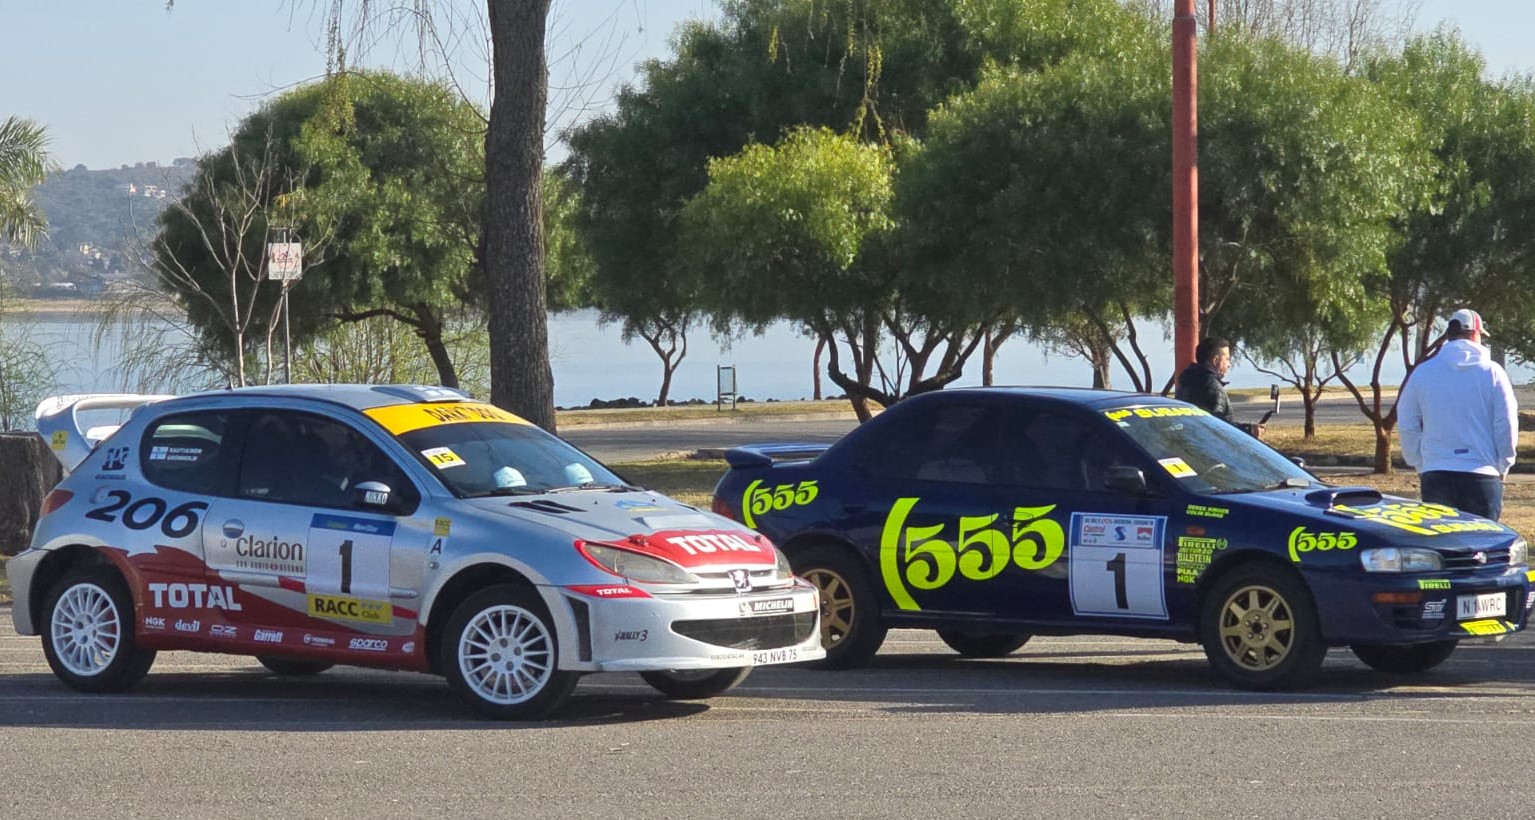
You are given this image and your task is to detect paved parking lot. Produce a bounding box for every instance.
[5,606,1535,819]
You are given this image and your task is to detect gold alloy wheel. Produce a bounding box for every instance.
[1216,584,1296,671]
[803,567,854,649]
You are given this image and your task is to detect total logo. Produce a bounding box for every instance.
[210,624,237,639]
[253,629,284,644]
[144,616,166,630]
[348,637,389,652]
[174,619,202,634]
[303,634,336,647]
[148,583,243,611]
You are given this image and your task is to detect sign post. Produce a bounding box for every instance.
[266,232,303,384]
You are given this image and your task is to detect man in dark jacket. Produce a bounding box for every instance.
[1175,337,1233,421]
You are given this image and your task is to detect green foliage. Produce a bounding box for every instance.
[682,127,895,329]
[0,117,54,249]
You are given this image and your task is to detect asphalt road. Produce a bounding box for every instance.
[5,608,1535,819]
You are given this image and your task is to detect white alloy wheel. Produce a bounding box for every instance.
[456,603,556,705]
[50,582,122,677]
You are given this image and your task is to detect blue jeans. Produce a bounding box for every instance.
[1420,471,1504,521]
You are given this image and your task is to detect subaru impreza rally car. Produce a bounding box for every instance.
[711,387,1532,690]
[10,385,822,718]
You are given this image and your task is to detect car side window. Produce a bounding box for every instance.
[1013,410,1143,493]
[140,411,233,494]
[858,402,1000,485]
[238,412,417,511]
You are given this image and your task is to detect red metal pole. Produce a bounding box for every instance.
[1173,0,1200,373]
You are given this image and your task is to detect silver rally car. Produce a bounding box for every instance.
[9,384,823,719]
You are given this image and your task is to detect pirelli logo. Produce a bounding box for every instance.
[307,594,391,624]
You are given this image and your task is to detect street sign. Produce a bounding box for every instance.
[267,242,303,281]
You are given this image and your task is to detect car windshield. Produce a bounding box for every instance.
[1102,405,1316,495]
[394,421,627,497]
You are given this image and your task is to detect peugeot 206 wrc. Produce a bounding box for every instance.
[9,385,822,719]
[712,387,1532,690]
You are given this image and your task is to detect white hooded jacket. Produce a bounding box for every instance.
[1397,338,1518,476]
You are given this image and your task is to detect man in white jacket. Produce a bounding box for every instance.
[1396,308,1518,520]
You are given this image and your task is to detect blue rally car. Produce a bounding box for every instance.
[711,388,1533,690]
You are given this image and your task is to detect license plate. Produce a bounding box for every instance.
[739,597,794,617]
[1457,592,1507,620]
[749,647,800,666]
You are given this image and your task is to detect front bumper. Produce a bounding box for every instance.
[551,578,826,672]
[1308,566,1533,645]
[6,548,46,635]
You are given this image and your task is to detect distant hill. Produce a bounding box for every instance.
[1,160,198,290]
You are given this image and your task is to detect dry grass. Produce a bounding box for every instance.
[612,458,729,508]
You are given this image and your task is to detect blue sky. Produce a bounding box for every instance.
[2,0,1528,169]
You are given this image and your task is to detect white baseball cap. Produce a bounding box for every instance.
[1448,308,1487,337]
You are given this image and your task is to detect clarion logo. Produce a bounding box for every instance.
[148,583,243,611]
[253,629,284,644]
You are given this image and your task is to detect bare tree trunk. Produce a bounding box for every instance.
[1302,392,1317,438]
[812,336,825,400]
[485,0,557,432]
[982,328,996,386]
[412,304,460,389]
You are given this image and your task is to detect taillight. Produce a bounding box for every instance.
[39,489,74,517]
[711,496,736,521]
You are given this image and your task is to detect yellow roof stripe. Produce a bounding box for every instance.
[365,402,529,435]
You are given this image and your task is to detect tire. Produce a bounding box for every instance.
[640,667,752,699]
[440,583,580,720]
[257,656,335,676]
[41,566,156,693]
[936,629,1031,658]
[1350,640,1458,675]
[1200,565,1325,691]
[792,545,887,669]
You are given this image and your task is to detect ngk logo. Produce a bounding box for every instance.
[148,583,243,611]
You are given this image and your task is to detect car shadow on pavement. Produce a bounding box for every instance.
[0,669,711,730]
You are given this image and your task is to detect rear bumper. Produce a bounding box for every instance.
[6,548,45,635]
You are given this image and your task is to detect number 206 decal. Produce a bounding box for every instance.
[880,497,1064,611]
[85,490,208,539]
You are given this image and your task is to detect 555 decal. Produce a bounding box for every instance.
[879,497,1064,611]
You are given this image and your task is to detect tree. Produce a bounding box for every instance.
[1341,31,1535,471]
[679,128,898,420]
[1127,0,1418,69]
[0,116,52,247]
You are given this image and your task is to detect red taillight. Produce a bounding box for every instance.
[39,489,74,517]
[711,496,736,521]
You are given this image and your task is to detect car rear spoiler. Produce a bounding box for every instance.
[724,443,833,469]
[35,393,176,473]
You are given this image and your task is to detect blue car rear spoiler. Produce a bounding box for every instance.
[724,443,833,469]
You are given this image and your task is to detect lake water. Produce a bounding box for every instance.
[11,308,1532,406]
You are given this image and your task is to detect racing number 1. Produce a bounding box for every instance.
[338,539,353,594]
[1106,553,1128,610]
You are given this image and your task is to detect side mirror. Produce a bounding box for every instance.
[1290,456,1307,469]
[1103,466,1149,495]
[352,480,396,511]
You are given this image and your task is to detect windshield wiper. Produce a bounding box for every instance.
[546,482,642,493]
[470,486,545,498]
[1210,477,1312,495]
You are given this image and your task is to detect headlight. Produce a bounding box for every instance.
[1360,547,1442,573]
[773,546,793,581]
[579,542,698,584]
[1511,538,1529,567]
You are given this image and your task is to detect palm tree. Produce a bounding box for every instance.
[0,116,52,247]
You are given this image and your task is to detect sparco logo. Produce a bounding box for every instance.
[174,619,201,633]
[210,624,237,638]
[348,638,389,652]
[143,616,166,630]
[303,634,336,647]
[253,629,284,644]
[148,583,243,611]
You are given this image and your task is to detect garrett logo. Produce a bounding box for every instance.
[348,638,389,652]
[253,629,284,644]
